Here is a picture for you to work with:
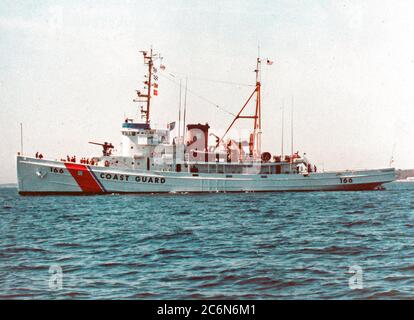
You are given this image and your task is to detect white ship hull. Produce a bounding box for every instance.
[17,156,396,195]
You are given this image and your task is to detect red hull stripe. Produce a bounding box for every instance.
[87,166,107,192]
[64,163,103,193]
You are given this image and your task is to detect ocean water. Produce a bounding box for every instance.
[0,182,413,300]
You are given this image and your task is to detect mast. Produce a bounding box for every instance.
[254,56,261,157]
[134,48,160,125]
[215,55,262,158]
[255,44,261,155]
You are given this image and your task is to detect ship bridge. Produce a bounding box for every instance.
[121,122,170,158]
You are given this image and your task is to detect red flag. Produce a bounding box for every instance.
[153,89,158,96]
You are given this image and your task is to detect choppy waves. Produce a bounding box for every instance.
[0,182,413,299]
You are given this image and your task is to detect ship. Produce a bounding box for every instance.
[16,49,396,195]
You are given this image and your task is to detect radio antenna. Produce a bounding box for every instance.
[183,77,188,140]
[178,79,182,140]
[281,100,284,159]
[291,95,294,157]
[20,123,23,155]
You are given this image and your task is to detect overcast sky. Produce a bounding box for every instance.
[1,0,414,183]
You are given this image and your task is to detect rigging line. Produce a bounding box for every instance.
[165,70,254,87]
[158,72,237,117]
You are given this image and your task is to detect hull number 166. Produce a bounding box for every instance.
[340,177,353,183]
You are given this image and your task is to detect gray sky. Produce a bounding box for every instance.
[1,0,413,183]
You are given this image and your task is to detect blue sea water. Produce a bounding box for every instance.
[0,182,413,299]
